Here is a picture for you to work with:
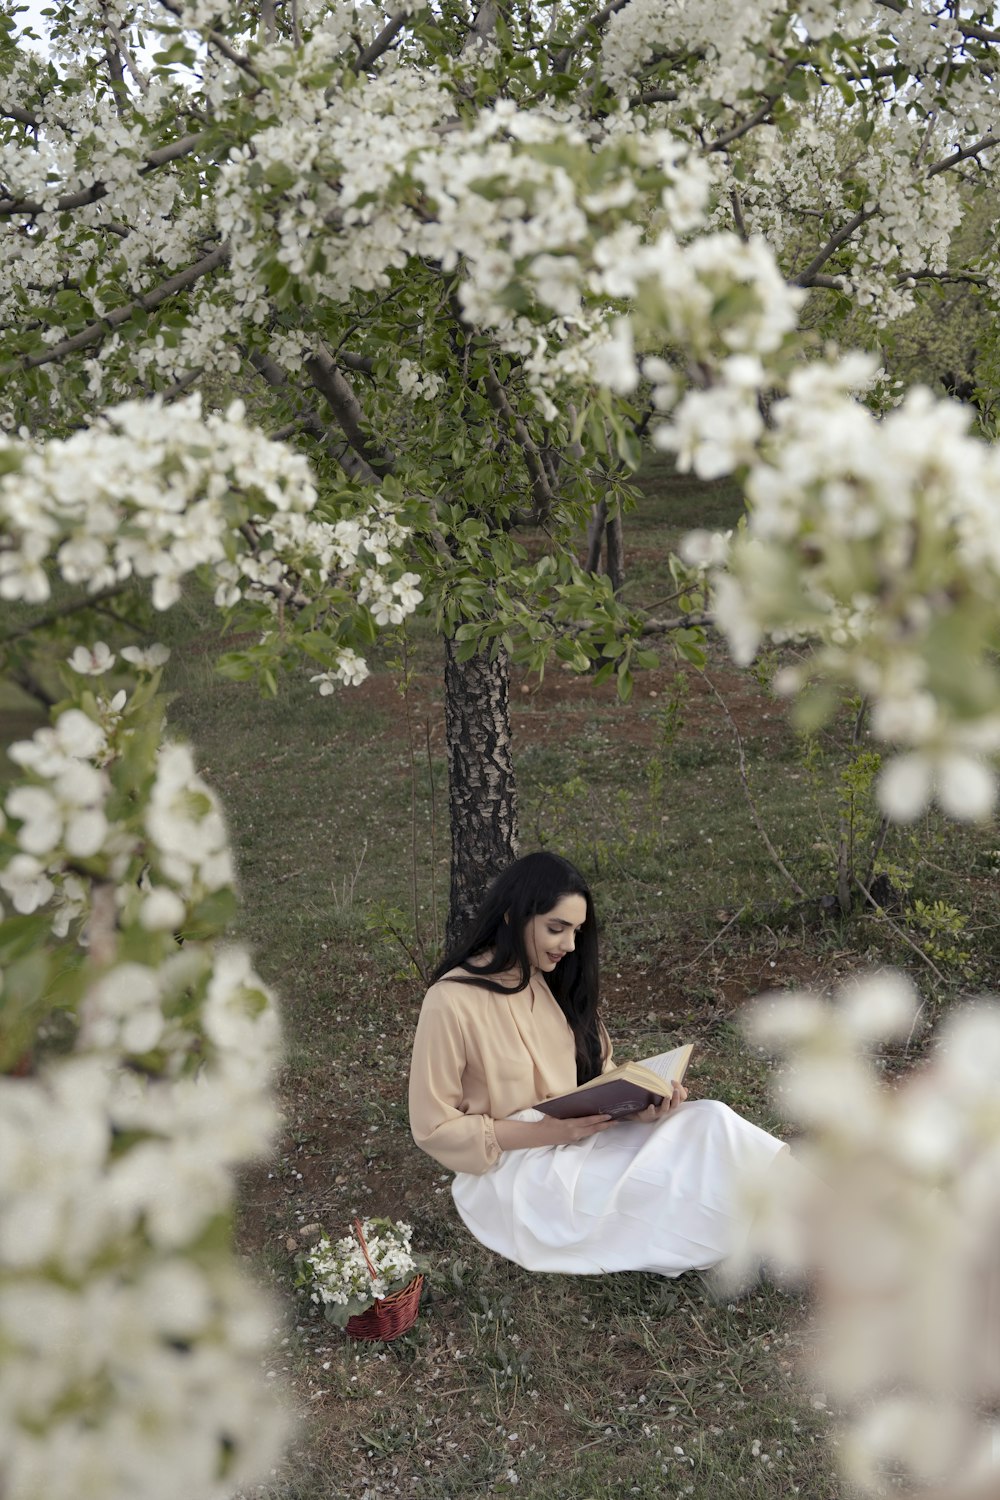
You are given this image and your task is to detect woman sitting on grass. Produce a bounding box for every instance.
[409,850,788,1278]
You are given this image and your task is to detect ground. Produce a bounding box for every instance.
[6,458,997,1499]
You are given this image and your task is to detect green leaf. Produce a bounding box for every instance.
[182,888,238,942]
[676,637,706,668]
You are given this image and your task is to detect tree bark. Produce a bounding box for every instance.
[584,497,626,592]
[606,510,625,595]
[584,498,608,573]
[443,637,519,947]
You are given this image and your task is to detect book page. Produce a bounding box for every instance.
[636,1044,693,1085]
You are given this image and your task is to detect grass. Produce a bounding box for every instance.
[6,455,1000,1498]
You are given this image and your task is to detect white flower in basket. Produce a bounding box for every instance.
[296,1217,427,1329]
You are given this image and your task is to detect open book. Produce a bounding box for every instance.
[534,1043,694,1121]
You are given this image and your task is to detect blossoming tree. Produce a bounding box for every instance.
[4,0,999,927]
[2,0,1000,1496]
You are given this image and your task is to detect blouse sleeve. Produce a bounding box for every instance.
[599,1017,615,1073]
[408,987,503,1176]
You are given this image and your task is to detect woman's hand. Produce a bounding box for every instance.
[625,1081,688,1123]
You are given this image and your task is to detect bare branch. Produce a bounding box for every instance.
[156,365,205,402]
[482,356,555,518]
[584,497,608,574]
[0,583,132,646]
[794,206,879,287]
[709,83,789,153]
[102,30,130,120]
[855,875,947,985]
[465,0,502,49]
[155,0,259,78]
[0,243,229,375]
[304,343,396,478]
[338,349,375,375]
[553,0,631,72]
[639,611,714,636]
[249,347,383,484]
[927,132,1000,177]
[353,11,409,72]
[631,88,678,108]
[805,273,848,290]
[955,18,1000,44]
[103,16,151,94]
[896,267,990,287]
[1,105,41,128]
[537,606,713,641]
[2,662,57,709]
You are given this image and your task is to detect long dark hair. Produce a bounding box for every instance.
[432,851,603,1084]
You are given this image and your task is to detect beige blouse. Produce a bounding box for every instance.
[408,969,612,1176]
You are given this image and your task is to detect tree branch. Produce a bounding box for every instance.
[338,349,375,375]
[155,365,205,402]
[0,129,213,218]
[552,0,631,72]
[955,18,1000,45]
[103,15,151,94]
[709,77,791,153]
[249,347,383,484]
[465,0,502,49]
[794,206,879,287]
[897,267,990,287]
[1,105,41,128]
[927,132,1000,178]
[0,583,132,646]
[304,343,396,478]
[155,0,259,78]
[630,87,678,108]
[0,243,229,375]
[639,611,714,636]
[102,31,129,120]
[2,662,57,709]
[482,356,555,519]
[353,11,409,72]
[855,874,947,986]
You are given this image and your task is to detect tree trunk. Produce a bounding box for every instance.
[584,498,608,573]
[606,510,625,595]
[583,497,626,594]
[443,636,519,947]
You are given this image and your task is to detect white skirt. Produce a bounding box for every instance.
[452,1099,785,1276]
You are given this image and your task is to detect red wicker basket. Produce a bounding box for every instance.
[344,1217,423,1343]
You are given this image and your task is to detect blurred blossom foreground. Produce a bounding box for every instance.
[738,973,1000,1499]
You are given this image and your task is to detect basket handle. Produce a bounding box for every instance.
[352,1218,380,1285]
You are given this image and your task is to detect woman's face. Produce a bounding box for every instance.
[524,892,588,975]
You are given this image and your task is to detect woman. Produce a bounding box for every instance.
[409,851,787,1277]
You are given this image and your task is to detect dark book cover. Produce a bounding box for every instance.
[535,1077,665,1121]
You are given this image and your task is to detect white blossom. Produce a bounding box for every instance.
[67,642,116,676]
[120,643,170,670]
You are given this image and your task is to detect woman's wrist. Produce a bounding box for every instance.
[493,1117,548,1152]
